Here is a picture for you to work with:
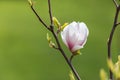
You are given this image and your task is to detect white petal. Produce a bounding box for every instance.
[61,21,89,52]
[79,22,89,36]
[61,22,77,48]
[71,45,83,52]
[76,22,88,45]
[61,27,69,47]
[67,28,79,50]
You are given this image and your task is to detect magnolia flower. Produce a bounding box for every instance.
[61,21,89,53]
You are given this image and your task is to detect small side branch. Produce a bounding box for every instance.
[51,30,81,80]
[70,54,75,63]
[113,0,118,7]
[107,1,120,80]
[30,3,50,30]
[29,0,81,80]
[116,22,120,26]
[48,0,53,25]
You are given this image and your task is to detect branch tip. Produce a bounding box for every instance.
[107,0,120,79]
[30,0,81,79]
[28,0,33,6]
[113,0,118,7]
[48,0,53,25]
[117,22,120,26]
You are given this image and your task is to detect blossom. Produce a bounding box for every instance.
[61,21,89,53]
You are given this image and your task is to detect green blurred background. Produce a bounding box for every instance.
[0,0,120,80]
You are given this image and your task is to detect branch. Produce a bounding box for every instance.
[29,2,50,30]
[70,54,75,63]
[49,13,81,80]
[116,22,120,26]
[107,1,120,80]
[48,0,53,25]
[51,30,81,80]
[113,0,118,7]
[47,1,81,80]
[29,0,81,79]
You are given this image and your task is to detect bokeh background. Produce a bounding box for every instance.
[0,0,120,80]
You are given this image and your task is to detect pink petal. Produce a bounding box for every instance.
[61,21,89,52]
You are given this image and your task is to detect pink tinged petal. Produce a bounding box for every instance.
[66,28,78,51]
[71,45,83,52]
[61,28,69,47]
[66,22,81,51]
[61,21,89,52]
[61,24,72,47]
[61,22,77,49]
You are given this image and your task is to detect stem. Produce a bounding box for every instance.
[113,0,118,7]
[47,0,81,79]
[29,0,81,79]
[48,0,53,25]
[51,29,81,80]
[70,54,75,63]
[30,5,50,30]
[116,22,120,26]
[107,2,120,79]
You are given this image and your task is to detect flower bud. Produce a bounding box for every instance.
[61,21,89,53]
[100,69,108,80]
[47,33,56,48]
[114,55,120,79]
[69,71,75,80]
[53,17,60,28]
[61,23,69,30]
[107,59,114,73]
[107,56,120,79]
[28,0,33,6]
[47,33,51,43]
[49,41,56,48]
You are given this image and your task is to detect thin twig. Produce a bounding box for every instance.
[116,22,120,26]
[107,1,120,80]
[51,30,81,80]
[30,4,50,30]
[113,0,118,7]
[70,54,75,63]
[48,0,53,25]
[47,0,81,79]
[48,0,81,78]
[29,0,81,80]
